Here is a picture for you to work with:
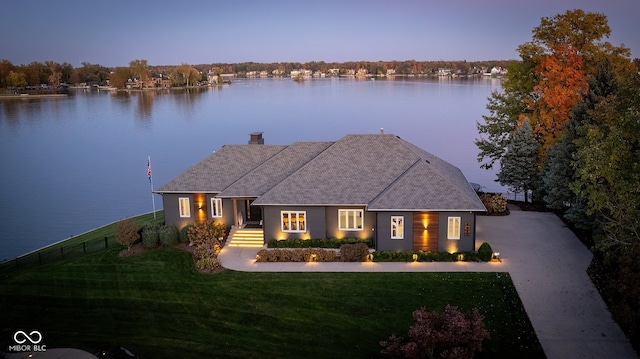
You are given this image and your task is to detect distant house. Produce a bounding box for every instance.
[152,73,171,88]
[156,132,486,252]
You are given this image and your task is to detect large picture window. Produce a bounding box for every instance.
[339,209,363,231]
[391,216,404,239]
[447,217,461,240]
[179,197,191,218]
[211,198,223,218]
[281,211,306,233]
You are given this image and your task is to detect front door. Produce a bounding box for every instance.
[247,199,263,226]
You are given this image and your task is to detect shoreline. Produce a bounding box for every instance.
[0,93,68,99]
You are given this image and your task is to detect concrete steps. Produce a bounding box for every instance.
[226,227,264,248]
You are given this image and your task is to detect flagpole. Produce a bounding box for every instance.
[148,155,156,220]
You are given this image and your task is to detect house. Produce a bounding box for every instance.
[156,132,486,252]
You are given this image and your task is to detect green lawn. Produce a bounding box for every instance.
[0,246,544,358]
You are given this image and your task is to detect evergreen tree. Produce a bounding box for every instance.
[497,119,540,203]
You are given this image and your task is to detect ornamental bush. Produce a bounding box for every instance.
[478,242,493,262]
[255,248,337,262]
[114,218,139,251]
[159,224,179,246]
[187,219,226,246]
[193,238,222,272]
[479,193,508,214]
[141,222,160,249]
[267,238,373,248]
[179,224,192,243]
[380,305,490,359]
[340,243,369,262]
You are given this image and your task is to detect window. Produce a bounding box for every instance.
[391,216,404,239]
[211,198,223,218]
[447,217,461,240]
[179,197,191,218]
[339,209,363,231]
[281,211,306,233]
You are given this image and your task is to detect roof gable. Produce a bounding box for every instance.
[219,141,333,197]
[368,160,486,211]
[156,144,286,193]
[253,134,421,205]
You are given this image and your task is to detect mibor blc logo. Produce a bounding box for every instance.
[9,330,47,352]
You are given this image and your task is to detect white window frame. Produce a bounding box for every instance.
[338,209,364,231]
[210,197,223,218]
[447,216,461,240]
[179,197,191,218]
[391,216,404,239]
[281,211,306,233]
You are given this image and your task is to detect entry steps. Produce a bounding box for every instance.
[226,227,265,248]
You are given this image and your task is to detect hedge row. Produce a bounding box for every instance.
[373,242,494,262]
[256,248,338,262]
[266,238,373,248]
[140,222,180,249]
[255,242,494,263]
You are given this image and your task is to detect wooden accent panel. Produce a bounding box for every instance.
[413,212,439,252]
[194,193,207,224]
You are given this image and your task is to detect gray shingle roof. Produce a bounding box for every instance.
[156,144,286,193]
[219,141,333,197]
[157,134,486,212]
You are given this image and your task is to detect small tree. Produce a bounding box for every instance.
[497,119,541,203]
[115,218,139,251]
[380,305,489,359]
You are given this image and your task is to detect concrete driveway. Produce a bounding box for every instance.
[479,206,636,358]
[219,207,637,358]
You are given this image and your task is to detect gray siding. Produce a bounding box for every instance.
[263,206,326,241]
[438,212,476,252]
[324,206,374,240]
[162,193,194,230]
[375,212,414,251]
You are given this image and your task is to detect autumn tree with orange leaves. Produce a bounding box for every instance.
[475,9,629,202]
[526,44,589,155]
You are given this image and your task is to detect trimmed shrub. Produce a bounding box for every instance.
[267,237,373,249]
[340,243,369,262]
[187,219,226,246]
[255,249,337,262]
[479,193,508,214]
[141,222,160,249]
[372,250,487,262]
[193,239,222,272]
[159,224,179,246]
[114,218,139,251]
[179,224,192,243]
[478,242,493,262]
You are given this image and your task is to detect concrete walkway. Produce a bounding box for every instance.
[218,208,637,359]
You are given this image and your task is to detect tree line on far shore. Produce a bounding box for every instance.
[0,58,515,90]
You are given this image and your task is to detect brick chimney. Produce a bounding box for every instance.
[249,132,264,145]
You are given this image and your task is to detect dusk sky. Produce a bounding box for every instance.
[2,0,638,67]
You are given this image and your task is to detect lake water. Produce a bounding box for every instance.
[0,77,504,260]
